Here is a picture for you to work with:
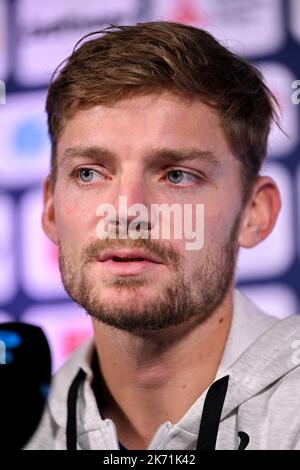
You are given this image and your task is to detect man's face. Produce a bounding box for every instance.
[48,90,244,332]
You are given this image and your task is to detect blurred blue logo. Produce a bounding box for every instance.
[0,330,22,364]
[12,117,48,157]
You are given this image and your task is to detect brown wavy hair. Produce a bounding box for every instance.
[46,21,279,201]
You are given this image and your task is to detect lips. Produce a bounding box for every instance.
[98,249,162,264]
[97,249,164,276]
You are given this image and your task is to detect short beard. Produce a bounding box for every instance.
[59,217,240,333]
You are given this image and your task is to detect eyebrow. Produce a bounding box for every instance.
[62,145,221,168]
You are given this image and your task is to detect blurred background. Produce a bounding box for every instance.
[0,0,299,371]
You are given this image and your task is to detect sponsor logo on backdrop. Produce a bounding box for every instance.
[0,0,8,81]
[20,189,66,299]
[13,117,47,156]
[237,163,294,280]
[23,304,93,371]
[0,92,50,188]
[258,63,299,157]
[154,0,207,25]
[152,0,284,57]
[15,0,140,86]
[0,196,16,304]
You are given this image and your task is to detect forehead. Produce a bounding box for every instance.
[57,90,234,165]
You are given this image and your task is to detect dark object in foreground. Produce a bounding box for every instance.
[0,322,51,449]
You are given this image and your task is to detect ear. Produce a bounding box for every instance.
[238,176,281,248]
[41,175,59,245]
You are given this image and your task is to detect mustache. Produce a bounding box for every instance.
[82,236,181,268]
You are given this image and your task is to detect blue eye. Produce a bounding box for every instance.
[79,168,99,183]
[167,170,198,185]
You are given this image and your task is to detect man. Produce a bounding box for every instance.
[27,21,300,450]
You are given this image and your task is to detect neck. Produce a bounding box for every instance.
[92,287,234,449]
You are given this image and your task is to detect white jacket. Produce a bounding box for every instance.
[26,290,300,450]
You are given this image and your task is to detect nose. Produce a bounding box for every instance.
[110,171,154,235]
